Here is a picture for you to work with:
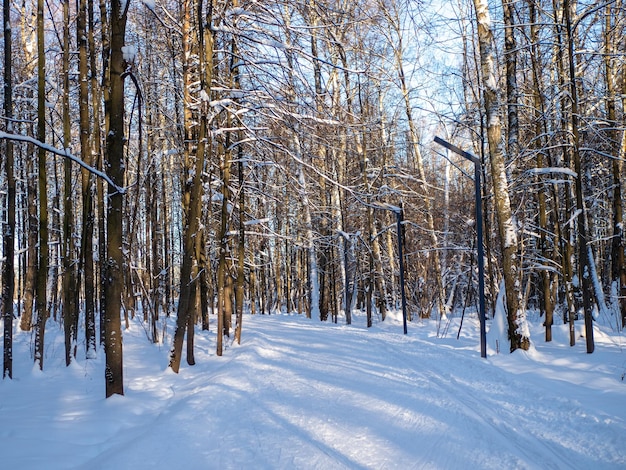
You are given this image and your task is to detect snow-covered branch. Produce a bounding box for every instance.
[525,167,577,178]
[0,131,126,194]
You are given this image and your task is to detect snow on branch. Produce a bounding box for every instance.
[0,131,126,194]
[525,167,577,178]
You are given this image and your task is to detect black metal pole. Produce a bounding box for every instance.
[434,137,486,357]
[397,209,408,335]
[474,164,487,358]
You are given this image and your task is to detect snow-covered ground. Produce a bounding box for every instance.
[1,310,625,469]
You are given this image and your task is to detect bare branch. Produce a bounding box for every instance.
[0,131,126,194]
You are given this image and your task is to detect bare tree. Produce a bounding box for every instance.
[2,0,16,379]
[103,0,129,397]
[563,0,594,353]
[604,0,626,329]
[62,0,79,365]
[34,0,49,369]
[78,0,97,359]
[170,0,212,369]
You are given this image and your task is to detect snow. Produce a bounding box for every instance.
[0,131,124,194]
[141,0,155,10]
[487,279,509,354]
[526,167,578,178]
[1,311,626,469]
[243,217,270,226]
[199,89,211,102]
[121,45,137,63]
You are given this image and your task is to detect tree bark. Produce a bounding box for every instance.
[604,2,626,330]
[34,0,49,369]
[170,0,211,369]
[79,0,97,359]
[472,0,529,351]
[97,0,111,347]
[103,0,128,397]
[234,64,245,344]
[528,0,555,342]
[62,0,79,365]
[503,0,519,158]
[564,0,594,353]
[2,0,15,379]
[550,0,577,345]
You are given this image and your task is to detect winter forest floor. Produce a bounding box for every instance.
[1,310,626,469]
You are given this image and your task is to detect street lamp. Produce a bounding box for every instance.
[371,202,408,334]
[434,137,487,358]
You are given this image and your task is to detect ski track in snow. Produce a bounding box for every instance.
[1,312,625,469]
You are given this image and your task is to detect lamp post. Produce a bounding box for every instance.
[371,202,408,334]
[434,137,487,358]
[396,207,408,335]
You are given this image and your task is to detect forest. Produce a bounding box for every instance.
[1,0,626,398]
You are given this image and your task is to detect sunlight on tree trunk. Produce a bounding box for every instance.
[472,0,529,352]
[103,0,128,397]
[34,0,49,370]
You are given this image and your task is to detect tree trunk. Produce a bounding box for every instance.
[80,0,97,359]
[97,0,110,347]
[62,0,79,365]
[34,0,49,369]
[604,3,626,329]
[2,0,15,379]
[103,0,128,397]
[528,0,555,342]
[620,57,626,330]
[472,0,529,351]
[550,0,577,345]
[170,0,212,368]
[235,118,245,344]
[564,0,594,353]
[199,230,210,331]
[503,0,519,158]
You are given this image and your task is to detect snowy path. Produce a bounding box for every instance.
[1,313,625,469]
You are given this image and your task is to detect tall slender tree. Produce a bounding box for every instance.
[604,0,626,329]
[170,0,212,369]
[103,0,129,397]
[472,0,529,351]
[78,0,97,359]
[564,0,594,353]
[503,0,519,158]
[34,0,49,369]
[2,0,16,379]
[62,0,79,365]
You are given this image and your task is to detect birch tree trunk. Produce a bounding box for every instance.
[472,0,529,351]
[18,6,37,334]
[308,0,327,321]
